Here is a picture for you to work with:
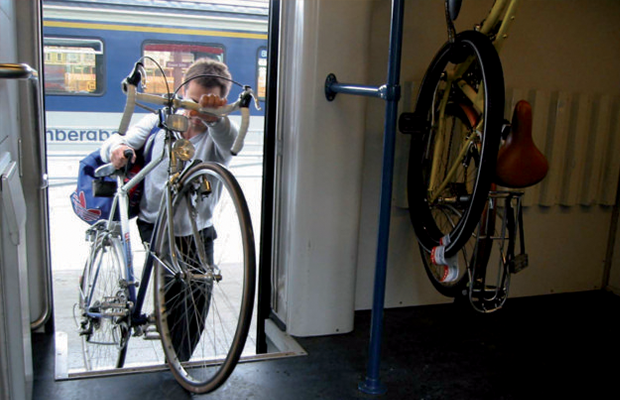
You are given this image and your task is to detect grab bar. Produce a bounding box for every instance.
[0,63,36,80]
[0,63,52,331]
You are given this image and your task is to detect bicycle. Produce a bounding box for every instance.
[75,57,260,393]
[400,0,548,311]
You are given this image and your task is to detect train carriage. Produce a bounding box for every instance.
[42,0,269,156]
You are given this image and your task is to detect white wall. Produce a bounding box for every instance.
[274,0,373,336]
[355,0,620,309]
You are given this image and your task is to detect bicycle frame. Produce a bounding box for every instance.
[479,0,520,53]
[426,0,520,204]
[86,131,175,327]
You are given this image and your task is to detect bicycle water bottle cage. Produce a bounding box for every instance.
[398,112,430,136]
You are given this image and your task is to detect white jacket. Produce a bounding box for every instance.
[100,112,238,235]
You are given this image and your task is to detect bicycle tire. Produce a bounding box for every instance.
[408,30,504,258]
[153,162,256,394]
[415,97,497,297]
[78,232,130,370]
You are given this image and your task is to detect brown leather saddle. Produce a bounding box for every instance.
[495,100,549,188]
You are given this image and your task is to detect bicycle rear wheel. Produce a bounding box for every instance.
[78,229,130,370]
[408,30,504,258]
[153,162,256,394]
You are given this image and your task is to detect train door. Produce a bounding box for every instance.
[1,0,49,398]
[40,0,284,379]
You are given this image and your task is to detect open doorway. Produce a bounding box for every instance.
[42,0,282,377]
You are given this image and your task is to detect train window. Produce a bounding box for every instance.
[142,41,225,94]
[43,37,105,95]
[257,47,267,100]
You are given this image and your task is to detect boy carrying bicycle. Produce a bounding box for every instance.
[99,58,238,360]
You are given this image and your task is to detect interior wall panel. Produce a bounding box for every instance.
[355,0,620,310]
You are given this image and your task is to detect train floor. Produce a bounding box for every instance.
[32,290,619,399]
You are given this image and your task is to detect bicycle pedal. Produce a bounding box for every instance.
[509,254,529,274]
[97,303,129,317]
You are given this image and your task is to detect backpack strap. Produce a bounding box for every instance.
[143,124,160,165]
[125,123,161,219]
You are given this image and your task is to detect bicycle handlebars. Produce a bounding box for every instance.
[118,61,260,155]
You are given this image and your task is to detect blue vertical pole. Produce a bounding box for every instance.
[358,0,405,395]
[324,0,406,393]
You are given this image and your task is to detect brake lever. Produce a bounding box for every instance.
[125,61,144,86]
[239,86,262,111]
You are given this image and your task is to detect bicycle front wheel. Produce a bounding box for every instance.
[78,231,130,370]
[419,201,496,297]
[408,30,504,258]
[414,98,497,296]
[153,162,256,394]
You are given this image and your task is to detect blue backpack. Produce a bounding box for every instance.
[70,126,159,225]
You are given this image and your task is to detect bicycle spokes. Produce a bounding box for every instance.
[153,163,255,394]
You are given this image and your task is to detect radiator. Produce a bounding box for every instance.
[506,88,620,208]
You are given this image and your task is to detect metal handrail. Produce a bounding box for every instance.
[0,62,52,331]
[0,63,36,80]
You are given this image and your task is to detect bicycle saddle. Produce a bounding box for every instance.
[495,100,549,188]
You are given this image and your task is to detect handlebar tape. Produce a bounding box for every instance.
[231,107,250,156]
[119,84,137,135]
